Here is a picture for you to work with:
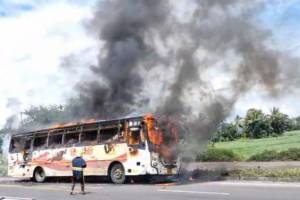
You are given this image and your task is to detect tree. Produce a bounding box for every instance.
[233,115,244,134]
[268,107,291,135]
[211,108,296,143]
[243,108,272,139]
[212,122,241,142]
[0,129,7,153]
[20,105,69,130]
[293,116,300,130]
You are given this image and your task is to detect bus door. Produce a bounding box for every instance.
[127,120,146,152]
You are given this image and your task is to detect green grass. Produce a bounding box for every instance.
[230,168,300,178]
[198,148,243,162]
[212,130,300,160]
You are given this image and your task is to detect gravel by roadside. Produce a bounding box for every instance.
[182,162,300,182]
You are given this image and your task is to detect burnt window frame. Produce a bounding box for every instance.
[24,137,33,151]
[99,123,124,144]
[79,125,100,146]
[48,132,64,148]
[9,136,34,153]
[33,134,48,150]
[127,120,146,148]
[128,127,146,147]
[63,128,80,147]
[9,137,22,153]
[128,128,141,145]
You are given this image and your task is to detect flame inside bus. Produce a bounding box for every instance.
[144,114,180,165]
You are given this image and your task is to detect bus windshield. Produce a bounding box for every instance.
[10,137,31,153]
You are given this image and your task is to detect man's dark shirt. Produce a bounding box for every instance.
[72,156,87,180]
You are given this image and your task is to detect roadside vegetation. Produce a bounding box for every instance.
[197,148,243,162]
[212,108,299,142]
[200,107,300,162]
[248,148,300,161]
[214,131,300,159]
[229,168,300,179]
[199,130,300,161]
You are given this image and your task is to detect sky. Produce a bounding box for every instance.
[0,0,300,127]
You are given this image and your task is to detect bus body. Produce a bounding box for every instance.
[7,114,181,183]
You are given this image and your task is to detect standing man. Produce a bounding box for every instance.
[70,151,87,195]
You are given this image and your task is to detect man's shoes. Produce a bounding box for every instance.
[81,191,86,195]
[70,191,74,195]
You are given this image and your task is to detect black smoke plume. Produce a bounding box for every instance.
[65,0,300,158]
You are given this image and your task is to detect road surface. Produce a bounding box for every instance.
[0,179,300,200]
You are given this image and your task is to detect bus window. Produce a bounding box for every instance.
[48,134,63,148]
[9,137,32,153]
[9,137,21,153]
[64,132,79,146]
[128,128,142,145]
[24,138,32,151]
[100,127,119,143]
[33,136,47,150]
[81,130,98,145]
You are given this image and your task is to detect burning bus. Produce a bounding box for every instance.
[7,114,182,184]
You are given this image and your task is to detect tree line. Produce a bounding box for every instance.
[0,105,300,150]
[212,107,300,142]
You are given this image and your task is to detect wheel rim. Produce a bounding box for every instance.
[35,169,45,182]
[111,165,125,183]
[114,168,123,180]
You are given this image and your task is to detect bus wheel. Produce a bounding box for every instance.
[34,167,46,183]
[110,163,126,184]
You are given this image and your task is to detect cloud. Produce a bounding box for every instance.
[0,1,97,127]
[230,86,300,120]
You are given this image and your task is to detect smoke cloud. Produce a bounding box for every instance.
[63,0,300,158]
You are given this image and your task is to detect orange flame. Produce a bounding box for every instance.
[144,114,163,145]
[50,118,97,129]
[144,114,180,163]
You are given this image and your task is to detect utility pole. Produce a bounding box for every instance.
[20,112,25,125]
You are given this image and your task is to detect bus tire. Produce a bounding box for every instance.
[33,167,46,183]
[109,163,126,184]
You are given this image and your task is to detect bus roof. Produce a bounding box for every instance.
[12,114,149,138]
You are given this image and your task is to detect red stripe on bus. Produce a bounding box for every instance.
[29,153,127,171]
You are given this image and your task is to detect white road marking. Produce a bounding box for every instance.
[0,183,103,195]
[0,196,35,200]
[209,181,300,188]
[40,185,102,190]
[158,189,230,196]
[85,185,103,189]
[0,184,69,192]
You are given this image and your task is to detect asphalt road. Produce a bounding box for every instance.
[1,179,300,200]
